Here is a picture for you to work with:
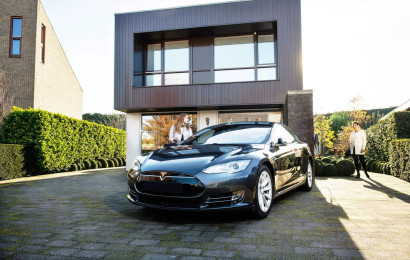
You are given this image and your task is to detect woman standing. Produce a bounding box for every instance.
[349,121,370,179]
[169,113,193,144]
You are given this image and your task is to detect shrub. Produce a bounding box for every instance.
[330,159,338,165]
[97,161,102,168]
[314,159,324,176]
[0,144,26,180]
[1,108,126,174]
[336,159,355,176]
[390,139,410,182]
[324,163,337,176]
[117,157,124,166]
[84,160,91,170]
[100,159,108,168]
[367,112,410,161]
[113,158,119,167]
[70,164,78,172]
[322,157,332,163]
[107,159,114,168]
[90,160,98,169]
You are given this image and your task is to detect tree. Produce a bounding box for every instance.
[334,124,354,155]
[314,114,335,154]
[329,111,351,137]
[82,113,126,131]
[348,96,370,126]
[0,68,14,128]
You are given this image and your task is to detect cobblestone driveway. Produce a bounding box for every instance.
[1,168,409,259]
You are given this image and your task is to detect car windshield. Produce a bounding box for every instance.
[183,124,272,145]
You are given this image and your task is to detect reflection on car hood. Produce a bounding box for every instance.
[141,144,261,175]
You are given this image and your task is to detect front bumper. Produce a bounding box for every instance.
[127,161,259,211]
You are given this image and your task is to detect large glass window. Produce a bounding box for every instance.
[10,17,23,57]
[214,34,277,83]
[142,113,197,152]
[218,111,282,124]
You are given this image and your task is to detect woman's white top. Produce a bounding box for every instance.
[350,129,366,155]
[169,125,193,144]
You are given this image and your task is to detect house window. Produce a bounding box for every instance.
[41,24,46,63]
[143,40,189,87]
[214,34,276,83]
[10,17,23,57]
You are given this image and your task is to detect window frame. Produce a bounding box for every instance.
[9,16,23,58]
[41,24,46,63]
[213,32,277,83]
[136,40,191,87]
[133,31,277,87]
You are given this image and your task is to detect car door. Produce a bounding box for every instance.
[271,125,297,192]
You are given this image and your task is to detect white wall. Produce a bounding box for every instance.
[197,110,218,131]
[126,113,141,170]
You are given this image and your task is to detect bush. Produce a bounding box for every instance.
[324,163,337,176]
[322,157,332,163]
[0,144,26,180]
[113,158,119,167]
[336,159,355,176]
[314,159,324,176]
[70,164,78,172]
[107,159,114,168]
[99,159,108,168]
[1,108,126,174]
[84,160,91,170]
[97,161,103,168]
[90,160,98,169]
[367,112,410,161]
[390,139,410,182]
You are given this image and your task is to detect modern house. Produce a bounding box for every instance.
[0,0,83,119]
[114,0,313,169]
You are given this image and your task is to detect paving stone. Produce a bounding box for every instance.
[46,248,79,256]
[168,247,202,255]
[47,240,76,247]
[203,249,237,258]
[129,239,160,246]
[140,254,177,260]
[73,249,111,258]
[213,237,242,244]
[179,257,216,260]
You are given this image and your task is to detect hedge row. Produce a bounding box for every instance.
[0,144,26,180]
[314,156,355,177]
[69,157,126,172]
[365,158,391,175]
[367,112,410,161]
[390,139,410,182]
[0,108,126,174]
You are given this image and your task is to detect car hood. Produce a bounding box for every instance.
[140,144,262,175]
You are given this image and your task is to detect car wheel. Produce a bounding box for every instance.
[253,165,274,219]
[303,160,313,191]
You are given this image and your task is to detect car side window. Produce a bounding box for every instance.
[273,125,295,144]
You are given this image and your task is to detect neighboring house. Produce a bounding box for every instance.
[0,0,83,119]
[380,99,410,120]
[114,0,313,169]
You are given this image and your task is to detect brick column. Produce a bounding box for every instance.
[284,90,314,151]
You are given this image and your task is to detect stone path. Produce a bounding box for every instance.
[0,169,409,259]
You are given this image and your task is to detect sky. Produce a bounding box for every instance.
[40,0,410,115]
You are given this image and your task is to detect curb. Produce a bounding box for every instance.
[0,167,126,185]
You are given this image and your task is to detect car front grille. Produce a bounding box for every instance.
[135,171,205,197]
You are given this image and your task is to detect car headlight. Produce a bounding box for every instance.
[128,159,141,179]
[203,160,251,174]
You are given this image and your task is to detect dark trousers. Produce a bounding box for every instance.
[352,148,367,174]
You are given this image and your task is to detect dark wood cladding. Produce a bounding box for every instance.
[115,0,302,112]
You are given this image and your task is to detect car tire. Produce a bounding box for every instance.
[252,165,274,219]
[303,159,314,191]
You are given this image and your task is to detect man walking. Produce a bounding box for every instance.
[350,121,370,179]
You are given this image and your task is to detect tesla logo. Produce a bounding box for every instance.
[160,172,167,181]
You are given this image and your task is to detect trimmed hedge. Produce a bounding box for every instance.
[367,112,410,161]
[336,159,355,176]
[0,144,26,180]
[324,163,337,176]
[1,108,126,173]
[314,159,324,176]
[390,139,410,182]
